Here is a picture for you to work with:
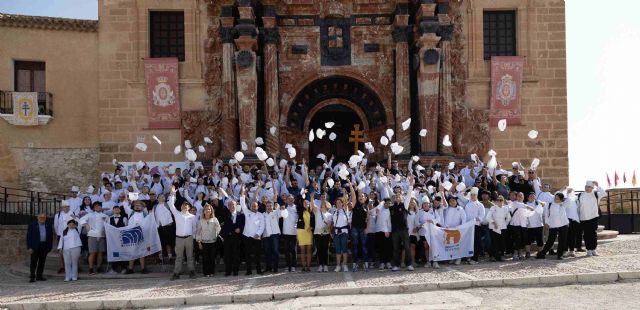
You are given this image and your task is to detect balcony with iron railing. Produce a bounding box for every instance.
[0,90,53,116]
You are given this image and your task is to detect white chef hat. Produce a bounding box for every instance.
[71,186,79,192]
[470,187,479,195]
[585,181,594,187]
[61,200,70,207]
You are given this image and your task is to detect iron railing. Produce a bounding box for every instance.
[599,188,640,233]
[0,90,54,116]
[0,185,67,225]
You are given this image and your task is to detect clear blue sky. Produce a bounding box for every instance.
[0,0,636,188]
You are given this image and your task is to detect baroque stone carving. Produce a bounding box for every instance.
[424,49,440,65]
[181,110,222,160]
[449,0,468,106]
[451,104,490,156]
[237,50,254,68]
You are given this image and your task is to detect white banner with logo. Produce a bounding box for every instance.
[425,220,475,261]
[12,92,39,126]
[105,215,161,262]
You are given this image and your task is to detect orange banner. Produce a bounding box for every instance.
[490,56,524,126]
[144,58,181,129]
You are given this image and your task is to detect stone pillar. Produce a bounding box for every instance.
[393,12,411,155]
[415,2,442,154]
[262,7,280,156]
[438,13,454,155]
[220,11,238,156]
[234,4,258,153]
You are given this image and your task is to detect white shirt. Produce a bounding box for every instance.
[57,228,82,250]
[375,206,392,233]
[241,201,265,238]
[526,201,544,228]
[545,202,570,228]
[407,211,418,236]
[128,211,146,227]
[282,204,298,236]
[443,206,466,228]
[332,208,352,234]
[537,191,555,206]
[79,212,109,238]
[68,196,83,215]
[508,202,532,228]
[264,209,288,237]
[416,208,439,236]
[464,200,486,226]
[565,196,580,222]
[54,210,76,236]
[168,195,196,236]
[154,202,175,227]
[313,208,332,235]
[578,187,605,221]
[486,205,511,233]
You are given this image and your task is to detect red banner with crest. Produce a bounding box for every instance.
[490,56,524,126]
[144,58,181,129]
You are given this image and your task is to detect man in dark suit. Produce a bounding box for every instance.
[218,200,245,276]
[26,213,53,282]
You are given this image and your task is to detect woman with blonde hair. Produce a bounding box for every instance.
[196,204,221,277]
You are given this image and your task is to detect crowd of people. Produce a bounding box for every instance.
[26,152,606,283]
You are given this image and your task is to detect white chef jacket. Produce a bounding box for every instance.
[264,209,287,237]
[79,212,109,238]
[545,202,570,228]
[443,206,466,228]
[577,187,606,221]
[168,195,196,237]
[282,204,298,236]
[154,202,175,227]
[565,196,580,222]
[374,205,392,233]
[464,200,486,226]
[54,210,76,236]
[486,205,511,233]
[57,228,82,250]
[526,201,544,228]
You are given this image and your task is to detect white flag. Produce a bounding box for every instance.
[12,92,39,126]
[105,215,161,262]
[425,220,475,261]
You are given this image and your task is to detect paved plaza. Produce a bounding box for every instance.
[1,235,639,309]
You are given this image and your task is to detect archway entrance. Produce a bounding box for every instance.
[307,102,364,166]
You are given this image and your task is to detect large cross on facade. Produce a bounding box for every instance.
[348,124,364,155]
[21,102,30,116]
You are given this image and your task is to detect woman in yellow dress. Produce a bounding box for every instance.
[297,197,315,272]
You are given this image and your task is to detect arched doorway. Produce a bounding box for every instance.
[286,75,387,166]
[307,100,366,166]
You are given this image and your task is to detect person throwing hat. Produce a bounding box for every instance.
[577,181,606,256]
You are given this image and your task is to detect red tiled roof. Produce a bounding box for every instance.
[0,12,98,32]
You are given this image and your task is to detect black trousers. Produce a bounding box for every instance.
[223,234,242,275]
[244,237,263,273]
[539,225,568,258]
[392,230,411,267]
[376,232,393,264]
[581,218,599,250]
[30,242,49,279]
[567,220,580,251]
[314,234,330,265]
[201,242,217,276]
[471,225,483,261]
[282,235,297,269]
[527,227,544,247]
[490,230,506,260]
[504,226,513,255]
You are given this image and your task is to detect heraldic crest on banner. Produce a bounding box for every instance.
[496,73,517,106]
[144,58,181,129]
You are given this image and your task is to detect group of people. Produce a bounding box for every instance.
[26,152,606,283]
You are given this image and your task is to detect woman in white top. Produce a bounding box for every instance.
[537,193,570,260]
[485,195,511,261]
[508,193,535,260]
[416,195,440,268]
[525,192,545,256]
[406,198,419,269]
[329,196,352,272]
[311,193,332,272]
[57,219,82,282]
[196,204,221,277]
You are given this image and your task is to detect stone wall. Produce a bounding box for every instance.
[14,147,99,193]
[0,225,27,265]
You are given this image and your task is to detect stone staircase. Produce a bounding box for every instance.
[598,225,619,240]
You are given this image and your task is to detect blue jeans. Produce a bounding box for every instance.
[263,235,279,270]
[350,228,368,262]
[334,233,349,254]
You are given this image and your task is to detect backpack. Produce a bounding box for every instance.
[577,191,599,204]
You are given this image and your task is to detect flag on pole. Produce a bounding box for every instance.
[633,170,637,187]
[614,171,619,187]
[606,173,612,188]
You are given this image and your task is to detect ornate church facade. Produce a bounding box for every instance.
[0,0,569,192]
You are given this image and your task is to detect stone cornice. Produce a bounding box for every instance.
[0,12,98,33]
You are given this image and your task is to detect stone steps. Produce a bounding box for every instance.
[598,230,619,240]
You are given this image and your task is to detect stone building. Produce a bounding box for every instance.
[0,0,569,193]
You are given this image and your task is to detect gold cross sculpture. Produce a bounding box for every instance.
[348,124,364,155]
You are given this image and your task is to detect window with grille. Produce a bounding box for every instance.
[483,10,516,60]
[149,11,185,61]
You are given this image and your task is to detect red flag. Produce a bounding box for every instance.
[633,171,637,187]
[606,173,612,187]
[615,171,619,186]
[624,172,627,184]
